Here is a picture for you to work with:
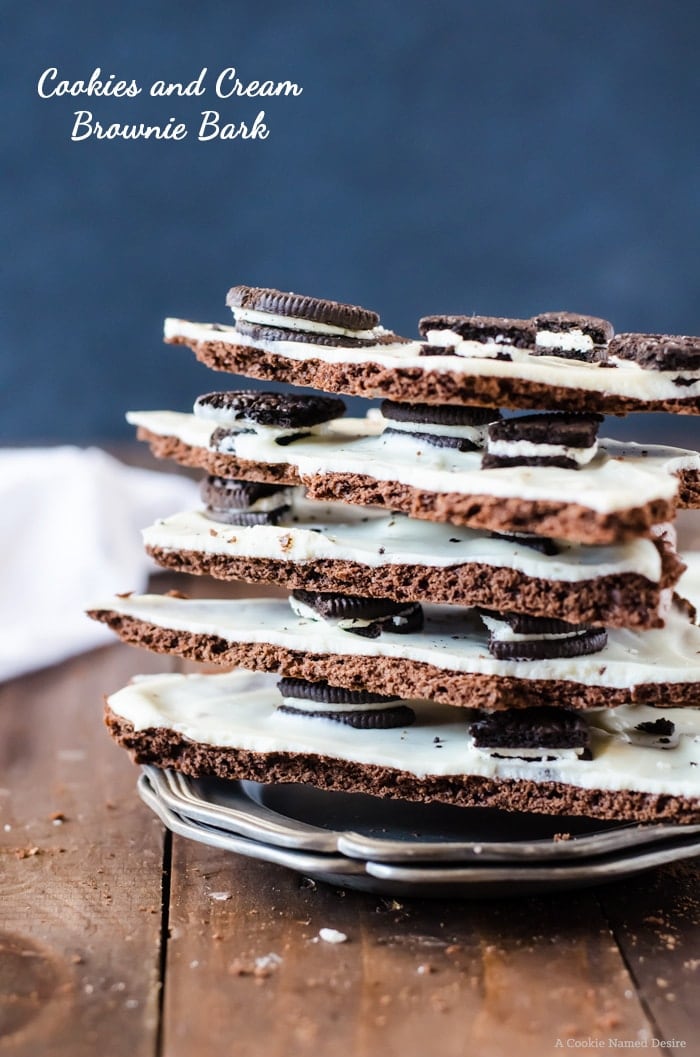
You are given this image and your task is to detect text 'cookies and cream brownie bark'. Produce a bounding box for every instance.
[92,282,700,826]
[164,286,700,414]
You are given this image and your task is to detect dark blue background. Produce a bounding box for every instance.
[4,0,700,447]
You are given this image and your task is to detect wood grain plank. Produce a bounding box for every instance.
[0,643,172,1057]
[596,861,700,1052]
[160,834,660,1057]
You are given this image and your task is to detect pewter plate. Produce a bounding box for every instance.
[137,772,700,898]
[146,767,700,864]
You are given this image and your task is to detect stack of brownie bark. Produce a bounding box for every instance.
[91,287,700,824]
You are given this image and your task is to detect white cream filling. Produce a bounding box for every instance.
[107,669,700,798]
[230,305,383,341]
[279,696,400,715]
[126,410,690,515]
[91,594,700,690]
[141,502,663,583]
[485,437,598,467]
[467,736,586,762]
[535,329,595,353]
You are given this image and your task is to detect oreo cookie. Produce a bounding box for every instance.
[482,412,603,470]
[195,391,346,430]
[418,315,535,349]
[201,476,291,526]
[379,400,498,453]
[276,677,415,728]
[226,285,380,331]
[489,532,560,557]
[533,312,613,362]
[290,590,423,636]
[469,706,590,753]
[480,610,608,661]
[608,333,700,373]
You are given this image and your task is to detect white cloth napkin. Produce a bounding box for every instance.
[0,447,199,682]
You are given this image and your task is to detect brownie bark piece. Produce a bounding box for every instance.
[90,608,700,711]
[165,328,700,414]
[106,708,700,824]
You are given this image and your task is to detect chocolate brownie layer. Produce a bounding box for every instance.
[105,708,700,824]
[165,330,700,415]
[143,547,677,628]
[89,610,700,710]
[135,427,681,545]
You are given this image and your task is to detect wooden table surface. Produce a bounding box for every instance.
[1,571,698,1057]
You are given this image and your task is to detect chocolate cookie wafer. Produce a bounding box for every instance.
[482,413,603,470]
[200,476,292,526]
[276,677,416,728]
[289,590,423,637]
[105,669,700,824]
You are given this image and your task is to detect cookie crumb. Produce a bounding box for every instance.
[318,928,348,944]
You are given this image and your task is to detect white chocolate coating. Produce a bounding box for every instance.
[92,594,700,690]
[106,669,700,798]
[141,500,663,583]
[126,409,695,516]
[163,318,700,402]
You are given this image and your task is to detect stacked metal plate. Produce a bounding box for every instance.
[138,767,700,898]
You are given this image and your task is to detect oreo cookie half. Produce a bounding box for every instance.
[418,315,535,350]
[482,412,603,470]
[290,590,423,637]
[532,312,613,362]
[608,333,700,373]
[201,475,292,526]
[469,706,590,760]
[195,391,346,430]
[379,400,499,452]
[480,611,608,661]
[276,677,415,728]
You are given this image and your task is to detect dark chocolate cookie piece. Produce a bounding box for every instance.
[636,718,675,737]
[204,506,291,526]
[488,627,608,661]
[226,285,380,331]
[277,704,416,728]
[195,390,346,428]
[380,401,498,427]
[609,333,700,372]
[233,319,381,349]
[383,428,481,453]
[292,590,416,622]
[481,454,581,470]
[489,532,561,557]
[487,412,603,447]
[481,610,591,635]
[418,315,535,348]
[201,476,289,511]
[277,677,399,705]
[534,312,614,346]
[470,706,590,750]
